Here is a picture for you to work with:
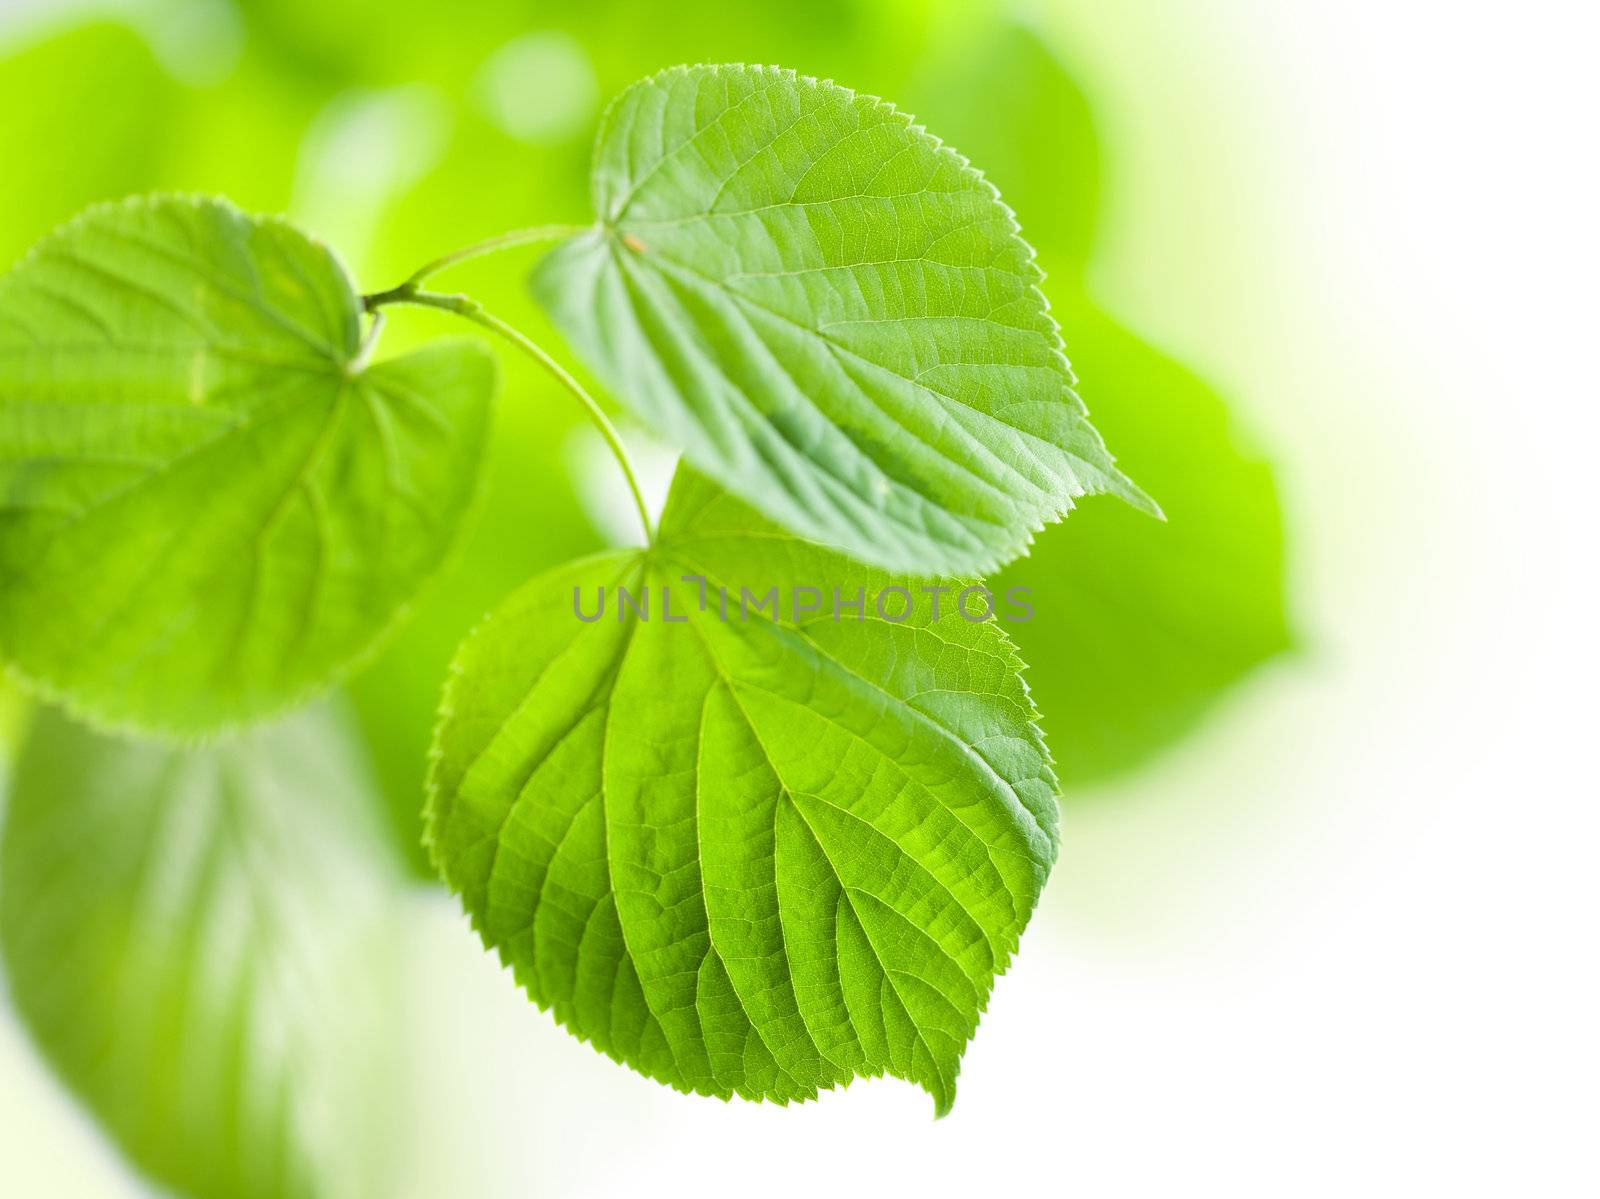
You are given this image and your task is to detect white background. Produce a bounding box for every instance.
[1,0,1596,1194]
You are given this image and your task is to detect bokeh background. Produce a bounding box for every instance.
[0,0,1593,1194]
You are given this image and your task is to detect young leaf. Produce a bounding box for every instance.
[0,703,402,1199]
[532,63,1152,576]
[428,466,1057,1114]
[0,195,493,736]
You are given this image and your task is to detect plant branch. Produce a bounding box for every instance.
[365,287,653,545]
[394,224,586,291]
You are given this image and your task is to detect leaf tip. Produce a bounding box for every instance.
[1114,473,1166,521]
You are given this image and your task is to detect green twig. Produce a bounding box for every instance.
[395,224,586,290]
[364,287,653,545]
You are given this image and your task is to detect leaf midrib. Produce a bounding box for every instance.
[652,547,1029,932]
[675,603,956,1099]
[613,237,1074,517]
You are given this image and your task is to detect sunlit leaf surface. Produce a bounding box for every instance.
[0,196,493,735]
[535,63,1151,576]
[429,466,1056,1113]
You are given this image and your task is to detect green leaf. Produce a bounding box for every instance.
[428,466,1057,1115]
[532,63,1151,576]
[0,703,401,1199]
[0,195,494,735]
[997,296,1292,783]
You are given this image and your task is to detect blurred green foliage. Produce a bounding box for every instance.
[0,6,1292,1193]
[0,0,1287,865]
[913,24,1292,780]
[1,704,403,1199]
[0,25,178,264]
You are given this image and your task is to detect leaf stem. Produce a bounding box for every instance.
[347,311,384,375]
[395,224,586,290]
[365,287,653,545]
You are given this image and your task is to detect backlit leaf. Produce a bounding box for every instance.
[428,465,1056,1114]
[0,195,494,735]
[533,63,1151,576]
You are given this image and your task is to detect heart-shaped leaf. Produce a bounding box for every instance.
[428,466,1056,1114]
[533,64,1153,576]
[0,195,493,735]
